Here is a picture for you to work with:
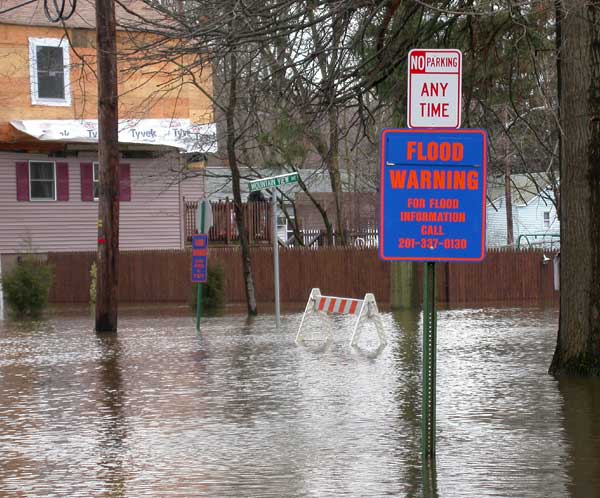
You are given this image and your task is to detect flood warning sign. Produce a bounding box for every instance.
[379,128,487,262]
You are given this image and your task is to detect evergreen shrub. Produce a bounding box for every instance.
[190,265,225,314]
[2,256,54,317]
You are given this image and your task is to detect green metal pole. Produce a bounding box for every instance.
[195,202,206,331]
[422,262,430,458]
[430,262,437,455]
[195,282,203,331]
[422,261,437,460]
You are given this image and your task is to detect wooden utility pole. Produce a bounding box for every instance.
[504,162,514,246]
[503,108,514,247]
[95,0,120,332]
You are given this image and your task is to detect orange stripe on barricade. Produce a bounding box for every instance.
[338,299,347,314]
[318,297,327,311]
[327,298,337,313]
[349,300,359,315]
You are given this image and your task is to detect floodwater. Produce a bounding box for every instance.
[1,305,599,497]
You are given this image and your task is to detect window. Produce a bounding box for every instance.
[277,212,295,242]
[29,38,71,106]
[29,161,56,201]
[80,162,131,202]
[543,211,551,229]
[93,162,100,199]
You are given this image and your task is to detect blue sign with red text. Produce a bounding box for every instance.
[191,234,208,282]
[380,129,487,262]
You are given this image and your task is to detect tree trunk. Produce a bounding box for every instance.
[327,106,346,246]
[549,0,600,376]
[225,49,258,316]
[95,0,120,333]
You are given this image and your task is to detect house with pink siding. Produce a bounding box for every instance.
[0,150,196,253]
[0,1,214,258]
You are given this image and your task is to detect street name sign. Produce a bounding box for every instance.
[249,172,299,192]
[408,49,462,128]
[379,128,487,262]
[191,234,208,283]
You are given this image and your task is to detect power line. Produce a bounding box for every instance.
[44,0,77,22]
[0,0,37,16]
[0,0,78,20]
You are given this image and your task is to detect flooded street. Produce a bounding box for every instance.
[1,306,599,497]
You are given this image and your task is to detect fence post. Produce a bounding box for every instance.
[225,198,231,244]
[249,202,255,244]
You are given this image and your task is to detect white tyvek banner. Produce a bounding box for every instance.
[11,118,217,153]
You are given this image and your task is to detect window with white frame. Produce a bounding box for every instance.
[29,161,56,200]
[93,162,100,199]
[29,38,71,106]
[543,211,551,228]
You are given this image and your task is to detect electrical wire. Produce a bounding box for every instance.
[0,0,37,16]
[44,0,77,22]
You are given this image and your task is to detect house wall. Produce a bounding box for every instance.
[0,23,213,142]
[0,151,188,253]
[514,197,560,238]
[486,195,560,248]
[486,197,510,247]
[180,173,206,203]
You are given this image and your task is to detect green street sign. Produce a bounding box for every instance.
[248,172,299,192]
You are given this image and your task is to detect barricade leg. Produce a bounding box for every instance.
[350,293,386,348]
[295,288,321,344]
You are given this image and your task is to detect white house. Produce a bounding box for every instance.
[487,173,560,249]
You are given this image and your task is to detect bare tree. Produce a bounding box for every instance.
[118,0,563,309]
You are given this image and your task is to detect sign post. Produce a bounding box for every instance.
[271,188,280,328]
[193,198,213,331]
[402,45,470,463]
[422,261,437,458]
[380,128,487,460]
[249,172,300,329]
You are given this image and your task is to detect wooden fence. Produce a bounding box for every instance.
[422,248,559,304]
[47,247,558,305]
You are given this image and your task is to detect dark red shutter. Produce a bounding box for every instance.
[80,163,94,201]
[119,163,131,202]
[56,162,69,201]
[16,162,29,201]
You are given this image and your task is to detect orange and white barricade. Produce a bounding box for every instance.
[295,288,386,348]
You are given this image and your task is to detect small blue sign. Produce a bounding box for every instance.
[380,129,487,262]
[191,234,208,283]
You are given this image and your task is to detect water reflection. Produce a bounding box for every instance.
[95,333,127,497]
[422,458,439,498]
[0,306,599,497]
[558,377,600,497]
[392,309,425,497]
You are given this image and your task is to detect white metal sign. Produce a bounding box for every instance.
[407,49,462,128]
[196,198,213,233]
